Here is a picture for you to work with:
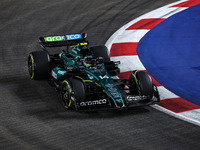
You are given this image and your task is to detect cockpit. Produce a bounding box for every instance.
[82,56,104,69]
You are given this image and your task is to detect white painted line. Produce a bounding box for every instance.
[180,109,200,124]
[141,7,187,19]
[111,56,145,72]
[157,86,180,100]
[112,30,149,43]
[152,105,200,127]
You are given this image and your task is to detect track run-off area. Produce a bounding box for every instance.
[0,0,200,149]
[106,0,200,126]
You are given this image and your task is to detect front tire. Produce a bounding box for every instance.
[91,46,120,76]
[62,78,85,109]
[62,79,73,109]
[129,71,154,99]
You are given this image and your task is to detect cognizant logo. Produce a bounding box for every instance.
[44,34,81,42]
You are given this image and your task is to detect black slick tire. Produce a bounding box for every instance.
[129,71,154,99]
[91,45,110,62]
[62,78,85,109]
[28,51,50,80]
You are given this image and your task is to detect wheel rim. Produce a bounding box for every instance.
[62,83,72,109]
[28,54,34,79]
[137,80,142,95]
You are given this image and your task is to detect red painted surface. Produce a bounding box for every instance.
[158,98,200,113]
[110,43,138,57]
[126,18,165,30]
[171,0,200,7]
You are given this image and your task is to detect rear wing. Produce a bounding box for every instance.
[39,33,88,48]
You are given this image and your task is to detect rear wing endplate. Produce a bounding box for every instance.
[39,33,87,48]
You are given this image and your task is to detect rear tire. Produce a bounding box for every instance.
[91,45,110,62]
[91,46,120,76]
[104,61,120,76]
[28,51,50,80]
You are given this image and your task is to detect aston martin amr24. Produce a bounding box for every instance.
[28,33,160,111]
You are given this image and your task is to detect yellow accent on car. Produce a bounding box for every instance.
[75,76,84,81]
[64,100,71,109]
[70,42,88,48]
[62,80,72,93]
[134,70,141,95]
[75,76,101,87]
[62,80,72,108]
[29,54,35,79]
[83,61,91,67]
[79,42,88,46]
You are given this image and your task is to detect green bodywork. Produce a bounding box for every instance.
[51,48,124,107]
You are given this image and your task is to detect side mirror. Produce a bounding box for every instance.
[82,33,87,39]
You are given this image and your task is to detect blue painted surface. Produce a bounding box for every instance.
[137,4,200,106]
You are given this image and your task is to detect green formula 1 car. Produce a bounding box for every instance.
[28,33,160,111]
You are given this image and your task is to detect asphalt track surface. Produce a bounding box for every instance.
[0,0,200,149]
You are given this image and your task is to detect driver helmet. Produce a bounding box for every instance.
[83,56,94,67]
